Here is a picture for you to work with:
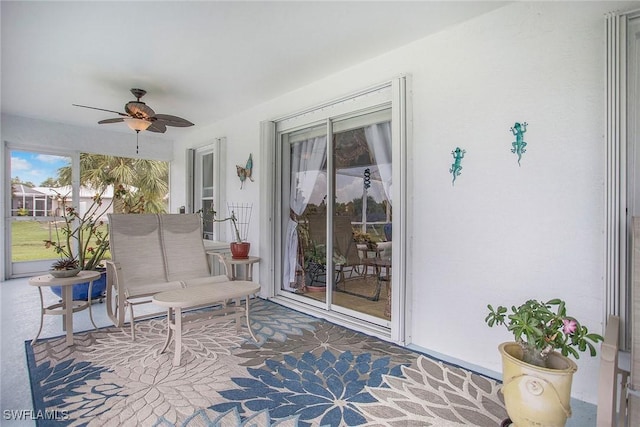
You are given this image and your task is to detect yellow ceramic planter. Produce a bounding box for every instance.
[499,342,577,427]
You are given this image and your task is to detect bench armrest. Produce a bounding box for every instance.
[105,260,124,326]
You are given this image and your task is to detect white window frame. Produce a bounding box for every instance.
[605,10,640,349]
[190,138,224,240]
[3,142,80,279]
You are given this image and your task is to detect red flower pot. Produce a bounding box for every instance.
[230,242,250,259]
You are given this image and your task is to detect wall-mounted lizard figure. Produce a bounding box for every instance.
[449,147,466,185]
[510,122,528,166]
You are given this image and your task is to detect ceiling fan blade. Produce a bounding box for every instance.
[73,104,129,117]
[98,118,125,124]
[153,114,194,127]
[147,121,167,133]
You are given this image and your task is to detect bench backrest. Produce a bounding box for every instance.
[109,214,167,286]
[108,213,212,285]
[159,213,210,281]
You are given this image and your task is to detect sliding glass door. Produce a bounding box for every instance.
[279,108,393,327]
[5,147,170,278]
[7,149,75,277]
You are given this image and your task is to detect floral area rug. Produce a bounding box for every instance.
[26,299,507,426]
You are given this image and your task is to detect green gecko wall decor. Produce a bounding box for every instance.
[449,147,466,185]
[510,122,528,166]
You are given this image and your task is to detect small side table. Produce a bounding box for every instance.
[207,252,260,281]
[29,270,101,347]
[225,256,260,281]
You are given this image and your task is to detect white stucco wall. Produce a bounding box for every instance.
[170,1,639,403]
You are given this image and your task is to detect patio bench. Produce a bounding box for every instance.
[106,213,243,339]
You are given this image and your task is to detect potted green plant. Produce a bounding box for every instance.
[485,299,603,427]
[44,182,129,298]
[352,230,377,250]
[303,242,327,289]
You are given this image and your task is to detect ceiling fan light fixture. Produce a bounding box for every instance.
[124,118,152,132]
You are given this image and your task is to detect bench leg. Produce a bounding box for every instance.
[129,303,136,341]
[159,308,172,355]
[245,297,257,343]
[173,307,183,366]
[234,299,241,334]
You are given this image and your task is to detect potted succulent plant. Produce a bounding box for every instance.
[485,299,603,427]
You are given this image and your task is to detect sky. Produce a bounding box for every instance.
[10,150,70,186]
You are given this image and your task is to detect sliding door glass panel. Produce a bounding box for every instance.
[7,150,170,278]
[331,111,392,321]
[281,123,328,298]
[9,150,72,276]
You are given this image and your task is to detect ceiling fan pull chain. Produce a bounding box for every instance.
[136,130,140,154]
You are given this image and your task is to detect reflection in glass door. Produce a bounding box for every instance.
[280,109,393,326]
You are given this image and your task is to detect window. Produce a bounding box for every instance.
[189,139,223,240]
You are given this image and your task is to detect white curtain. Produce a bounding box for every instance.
[283,136,327,291]
[364,121,392,205]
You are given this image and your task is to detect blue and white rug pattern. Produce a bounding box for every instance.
[26,299,507,426]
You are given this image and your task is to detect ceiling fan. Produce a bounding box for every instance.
[73,88,195,133]
[73,88,194,153]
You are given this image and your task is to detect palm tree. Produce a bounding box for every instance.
[57,154,168,214]
[40,177,61,187]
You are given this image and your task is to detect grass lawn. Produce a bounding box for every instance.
[11,220,110,263]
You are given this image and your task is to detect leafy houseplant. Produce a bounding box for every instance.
[44,182,128,274]
[352,230,377,250]
[303,242,327,287]
[485,298,603,368]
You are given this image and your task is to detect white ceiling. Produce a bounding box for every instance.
[1,1,507,140]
